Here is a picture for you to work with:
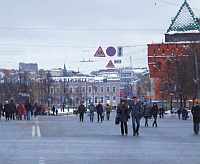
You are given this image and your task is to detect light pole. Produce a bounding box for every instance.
[184,45,200,99]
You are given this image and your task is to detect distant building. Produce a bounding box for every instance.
[19,63,38,72]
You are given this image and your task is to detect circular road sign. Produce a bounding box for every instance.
[106,46,116,57]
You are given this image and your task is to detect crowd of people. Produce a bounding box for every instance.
[0,100,46,121]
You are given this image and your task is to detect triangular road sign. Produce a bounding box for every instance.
[106,60,115,68]
[94,46,106,57]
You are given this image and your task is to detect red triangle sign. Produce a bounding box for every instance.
[94,46,106,57]
[106,60,115,68]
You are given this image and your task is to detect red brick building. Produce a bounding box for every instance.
[148,1,200,107]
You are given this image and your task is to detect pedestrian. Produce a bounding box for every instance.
[105,103,112,120]
[17,102,25,120]
[4,101,11,121]
[117,99,129,135]
[129,96,143,136]
[25,100,32,120]
[77,101,86,122]
[191,99,200,134]
[96,101,103,122]
[159,106,165,118]
[88,102,95,122]
[182,108,188,120]
[177,108,182,119]
[143,104,151,127]
[151,102,158,127]
[9,99,16,120]
[52,105,56,116]
[55,108,58,116]
[23,105,27,120]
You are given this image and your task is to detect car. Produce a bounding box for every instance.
[171,108,178,114]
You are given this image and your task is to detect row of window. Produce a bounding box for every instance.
[50,86,116,94]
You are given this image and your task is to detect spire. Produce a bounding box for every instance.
[63,63,66,70]
[166,1,200,33]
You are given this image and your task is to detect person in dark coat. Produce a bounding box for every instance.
[96,101,103,122]
[117,99,129,135]
[182,108,188,120]
[25,100,32,120]
[4,101,11,121]
[9,99,16,120]
[52,105,56,115]
[159,106,165,118]
[129,96,143,136]
[191,99,200,134]
[151,102,158,127]
[143,104,151,127]
[77,101,86,122]
[177,108,182,119]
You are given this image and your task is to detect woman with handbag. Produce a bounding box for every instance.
[117,99,129,135]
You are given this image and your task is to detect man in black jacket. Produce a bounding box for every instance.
[96,101,103,122]
[78,101,86,122]
[9,100,16,120]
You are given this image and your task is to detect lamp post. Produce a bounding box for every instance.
[159,89,164,108]
[183,45,200,99]
[170,92,174,112]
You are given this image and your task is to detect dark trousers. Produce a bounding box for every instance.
[10,111,15,120]
[5,112,10,121]
[97,113,102,122]
[153,114,158,127]
[121,122,128,135]
[194,123,199,134]
[106,112,110,120]
[144,116,148,126]
[79,113,84,122]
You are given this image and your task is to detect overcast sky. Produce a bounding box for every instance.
[0,0,199,74]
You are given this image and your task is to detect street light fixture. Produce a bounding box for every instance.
[183,45,200,99]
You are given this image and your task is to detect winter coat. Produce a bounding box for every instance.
[4,104,11,114]
[151,106,158,116]
[143,106,150,117]
[17,104,25,115]
[191,105,200,124]
[9,102,16,112]
[78,104,86,114]
[25,101,32,111]
[89,105,95,116]
[96,104,103,114]
[117,103,129,122]
[129,102,143,118]
[105,105,112,112]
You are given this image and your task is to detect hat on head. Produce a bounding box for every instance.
[121,99,125,102]
[132,96,137,99]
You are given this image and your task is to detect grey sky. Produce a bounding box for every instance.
[0,0,199,73]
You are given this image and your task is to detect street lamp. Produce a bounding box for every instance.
[159,89,164,108]
[183,45,200,99]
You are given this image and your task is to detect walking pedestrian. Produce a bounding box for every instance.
[105,104,112,120]
[151,102,158,127]
[129,96,143,136]
[143,104,151,127]
[96,101,103,122]
[4,101,11,121]
[117,99,129,135]
[177,108,182,119]
[77,101,86,122]
[159,106,165,118]
[88,102,95,122]
[17,102,25,120]
[182,108,188,120]
[9,99,16,120]
[25,100,32,120]
[191,99,200,134]
[52,105,56,116]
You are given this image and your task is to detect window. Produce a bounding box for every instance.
[100,97,103,103]
[113,86,116,92]
[95,97,98,103]
[88,87,92,92]
[70,87,72,93]
[50,87,54,94]
[107,87,110,92]
[82,86,85,93]
[101,86,104,92]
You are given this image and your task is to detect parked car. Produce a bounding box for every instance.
[171,108,178,114]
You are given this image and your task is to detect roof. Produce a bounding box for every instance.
[166,0,200,34]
